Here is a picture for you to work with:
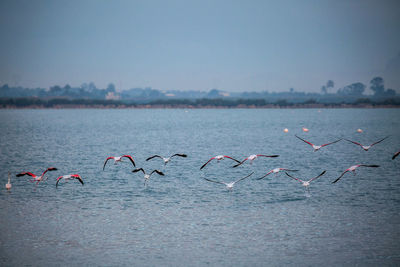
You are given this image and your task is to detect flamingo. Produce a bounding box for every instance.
[256,168,299,180]
[56,174,84,187]
[233,154,279,168]
[200,155,241,170]
[146,153,187,165]
[393,151,400,160]
[285,170,326,192]
[103,155,135,171]
[344,136,389,151]
[202,172,254,190]
[332,164,380,183]
[132,168,164,186]
[6,172,11,190]
[295,135,341,151]
[16,167,58,185]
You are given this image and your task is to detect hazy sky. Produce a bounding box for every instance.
[0,0,399,93]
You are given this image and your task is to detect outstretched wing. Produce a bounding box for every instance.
[75,176,84,185]
[232,157,248,168]
[285,172,304,183]
[146,155,163,161]
[359,164,380,168]
[132,168,145,174]
[16,172,36,178]
[295,135,314,146]
[171,153,187,158]
[256,170,274,180]
[42,167,58,180]
[234,172,254,184]
[308,170,326,182]
[256,154,280,158]
[56,176,63,187]
[202,177,226,185]
[122,155,135,167]
[103,157,114,171]
[200,157,216,170]
[370,136,389,147]
[332,169,349,184]
[224,155,241,163]
[393,151,400,160]
[344,139,363,147]
[151,170,164,176]
[320,139,342,147]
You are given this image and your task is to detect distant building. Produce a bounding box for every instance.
[105,92,120,100]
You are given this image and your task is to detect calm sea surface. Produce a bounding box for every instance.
[0,109,399,266]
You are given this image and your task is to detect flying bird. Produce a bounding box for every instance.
[295,135,341,151]
[285,171,326,192]
[233,154,279,168]
[146,153,187,165]
[103,155,135,171]
[257,168,299,180]
[202,172,254,190]
[344,136,389,151]
[16,167,58,185]
[5,172,11,190]
[132,168,164,186]
[200,155,241,170]
[332,164,380,183]
[393,151,400,160]
[56,174,84,187]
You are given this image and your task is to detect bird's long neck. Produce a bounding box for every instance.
[8,172,10,183]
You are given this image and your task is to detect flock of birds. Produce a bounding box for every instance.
[5,132,399,193]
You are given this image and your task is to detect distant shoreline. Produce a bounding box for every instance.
[1,104,399,109]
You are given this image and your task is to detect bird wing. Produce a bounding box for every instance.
[232,157,248,168]
[151,170,164,176]
[295,135,314,146]
[359,164,380,168]
[75,176,84,185]
[393,151,400,160]
[146,155,163,161]
[16,172,36,177]
[224,155,241,163]
[256,154,280,158]
[171,153,187,158]
[332,170,349,184]
[308,170,326,182]
[42,167,58,179]
[132,168,145,174]
[202,177,226,185]
[56,176,63,187]
[344,139,363,147]
[285,172,304,183]
[122,155,136,167]
[234,172,254,184]
[281,169,299,172]
[256,170,274,180]
[200,157,216,170]
[370,136,389,147]
[320,139,342,147]
[103,157,114,171]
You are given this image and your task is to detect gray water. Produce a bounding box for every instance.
[0,109,399,266]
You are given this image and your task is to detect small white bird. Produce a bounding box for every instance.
[146,153,187,165]
[256,168,298,180]
[344,136,389,151]
[295,135,341,151]
[16,167,58,185]
[6,172,11,190]
[285,171,326,192]
[103,155,136,171]
[233,154,279,168]
[200,155,241,170]
[332,164,380,183]
[202,172,254,190]
[132,168,165,186]
[56,174,84,188]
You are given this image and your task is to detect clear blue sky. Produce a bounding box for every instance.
[0,0,399,93]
